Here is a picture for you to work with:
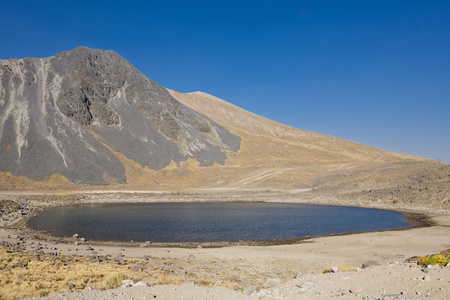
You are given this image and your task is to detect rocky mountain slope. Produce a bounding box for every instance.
[0,47,447,205]
[0,47,240,185]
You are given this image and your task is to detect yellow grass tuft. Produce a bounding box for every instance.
[104,272,129,289]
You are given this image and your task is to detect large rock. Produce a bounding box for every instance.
[0,47,240,185]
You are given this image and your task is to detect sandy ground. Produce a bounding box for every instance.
[1,212,449,299]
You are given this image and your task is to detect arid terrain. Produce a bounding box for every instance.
[0,48,449,299]
[0,191,448,299]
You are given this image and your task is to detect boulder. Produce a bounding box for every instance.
[263,277,281,288]
[362,260,381,268]
[120,279,135,288]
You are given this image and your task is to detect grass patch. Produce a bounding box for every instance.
[104,273,129,289]
[193,278,214,286]
[0,243,136,300]
[156,275,184,285]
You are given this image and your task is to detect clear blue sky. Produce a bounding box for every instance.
[1,0,449,163]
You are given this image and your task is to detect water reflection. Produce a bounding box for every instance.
[28,203,411,242]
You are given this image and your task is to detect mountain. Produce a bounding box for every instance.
[0,47,447,208]
[0,47,240,185]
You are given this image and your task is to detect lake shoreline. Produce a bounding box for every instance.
[2,193,441,248]
[1,191,449,299]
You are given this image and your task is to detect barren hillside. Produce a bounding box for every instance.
[0,47,447,210]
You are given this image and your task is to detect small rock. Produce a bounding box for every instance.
[295,272,303,279]
[244,286,255,295]
[72,233,79,239]
[423,275,431,282]
[85,246,94,251]
[330,266,339,273]
[140,241,151,247]
[231,275,243,285]
[120,279,136,287]
[114,258,126,265]
[362,260,381,268]
[422,267,430,273]
[264,277,281,288]
[68,283,75,290]
[134,281,148,287]
[96,255,108,262]
[79,238,85,242]
[297,281,316,290]
[350,285,363,294]
[188,254,195,259]
[130,265,143,272]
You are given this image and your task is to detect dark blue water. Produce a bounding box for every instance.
[28,202,411,242]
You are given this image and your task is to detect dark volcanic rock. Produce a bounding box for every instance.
[0,47,240,185]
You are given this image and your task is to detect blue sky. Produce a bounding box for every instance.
[1,0,449,163]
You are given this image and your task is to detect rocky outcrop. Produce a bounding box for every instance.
[0,47,240,185]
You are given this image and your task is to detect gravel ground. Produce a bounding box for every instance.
[27,262,449,300]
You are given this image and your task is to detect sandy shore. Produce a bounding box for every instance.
[0,194,449,299]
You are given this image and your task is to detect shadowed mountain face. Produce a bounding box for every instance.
[0,47,240,185]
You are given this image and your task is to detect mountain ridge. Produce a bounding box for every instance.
[0,47,240,186]
[0,47,446,205]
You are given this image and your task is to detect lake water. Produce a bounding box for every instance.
[28,202,411,243]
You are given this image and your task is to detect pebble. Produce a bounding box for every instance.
[296,281,316,290]
[349,285,363,294]
[330,266,339,273]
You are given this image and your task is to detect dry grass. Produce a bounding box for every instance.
[192,278,214,287]
[104,272,129,289]
[0,245,136,300]
[155,275,184,285]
